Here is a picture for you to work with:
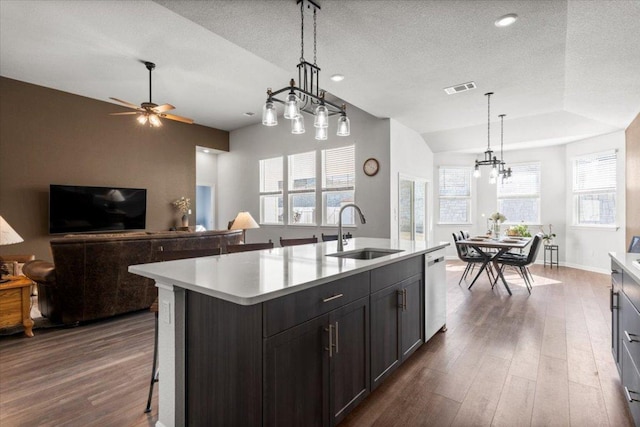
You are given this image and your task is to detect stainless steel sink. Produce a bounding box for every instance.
[326,248,404,260]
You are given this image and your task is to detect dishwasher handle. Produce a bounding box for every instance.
[427,256,445,267]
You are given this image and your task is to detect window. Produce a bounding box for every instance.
[438,167,471,224]
[573,150,617,225]
[322,145,355,225]
[288,151,316,225]
[259,156,283,224]
[497,162,540,224]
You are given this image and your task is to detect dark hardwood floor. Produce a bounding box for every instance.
[0,262,633,426]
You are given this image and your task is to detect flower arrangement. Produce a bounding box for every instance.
[489,212,507,223]
[541,224,556,244]
[171,197,191,214]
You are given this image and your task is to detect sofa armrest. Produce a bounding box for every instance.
[23,260,56,284]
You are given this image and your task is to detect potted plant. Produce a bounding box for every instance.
[507,223,532,237]
[541,224,556,245]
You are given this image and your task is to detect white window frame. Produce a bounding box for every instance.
[497,162,541,225]
[258,156,283,225]
[572,150,617,227]
[321,145,356,226]
[438,166,472,225]
[288,151,316,226]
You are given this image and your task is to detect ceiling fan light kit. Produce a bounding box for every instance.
[109,61,194,127]
[261,0,350,138]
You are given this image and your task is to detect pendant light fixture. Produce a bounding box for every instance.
[261,0,350,138]
[498,114,512,183]
[473,92,500,183]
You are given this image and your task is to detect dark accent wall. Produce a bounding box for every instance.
[0,77,229,261]
[627,112,640,246]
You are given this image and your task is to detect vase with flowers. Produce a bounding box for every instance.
[172,197,191,227]
[541,224,556,245]
[489,212,507,238]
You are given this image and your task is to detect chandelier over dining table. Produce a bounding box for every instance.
[473,92,512,184]
[261,0,350,139]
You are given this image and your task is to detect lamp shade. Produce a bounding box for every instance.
[0,216,24,245]
[230,212,259,231]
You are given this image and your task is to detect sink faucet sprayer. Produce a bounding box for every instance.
[338,204,366,252]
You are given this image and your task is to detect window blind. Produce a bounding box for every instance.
[260,157,283,193]
[496,162,540,224]
[289,151,316,192]
[438,166,471,223]
[573,150,617,192]
[322,145,355,189]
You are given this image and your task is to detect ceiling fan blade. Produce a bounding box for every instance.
[109,112,139,115]
[153,104,175,113]
[109,97,141,110]
[162,113,194,124]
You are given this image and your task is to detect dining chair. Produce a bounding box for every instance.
[226,240,274,253]
[280,235,318,247]
[496,234,543,294]
[452,233,494,286]
[321,232,353,242]
[629,236,640,253]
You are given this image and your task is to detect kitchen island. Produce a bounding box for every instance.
[130,238,448,427]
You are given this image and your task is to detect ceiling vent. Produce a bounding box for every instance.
[444,81,476,95]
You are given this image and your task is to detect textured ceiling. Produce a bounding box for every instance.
[1,0,639,154]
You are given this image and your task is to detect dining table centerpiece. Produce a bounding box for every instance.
[489,212,507,238]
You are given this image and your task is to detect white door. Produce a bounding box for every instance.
[399,176,428,242]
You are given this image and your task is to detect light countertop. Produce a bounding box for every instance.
[129,238,449,305]
[609,252,640,283]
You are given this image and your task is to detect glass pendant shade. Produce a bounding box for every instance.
[262,101,278,126]
[148,114,162,127]
[473,166,481,178]
[291,114,305,134]
[284,93,300,119]
[489,175,497,184]
[490,165,498,178]
[137,114,148,125]
[315,126,328,140]
[336,115,350,136]
[314,104,329,128]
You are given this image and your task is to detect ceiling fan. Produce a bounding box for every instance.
[109,61,194,127]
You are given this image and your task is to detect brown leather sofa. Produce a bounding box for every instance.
[23,230,242,325]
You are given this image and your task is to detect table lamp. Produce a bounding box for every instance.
[0,215,24,283]
[230,211,259,243]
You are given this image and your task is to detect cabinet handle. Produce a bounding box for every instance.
[334,321,339,354]
[624,330,639,343]
[624,386,640,403]
[403,289,407,311]
[322,294,343,303]
[611,291,619,310]
[325,324,334,358]
[397,290,404,310]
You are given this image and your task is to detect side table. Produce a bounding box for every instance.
[544,244,559,269]
[0,275,34,337]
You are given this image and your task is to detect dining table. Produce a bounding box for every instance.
[455,235,532,295]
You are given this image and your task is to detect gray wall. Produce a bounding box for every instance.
[217,105,391,244]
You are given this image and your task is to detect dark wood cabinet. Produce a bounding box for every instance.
[264,296,369,427]
[371,273,424,390]
[264,314,330,427]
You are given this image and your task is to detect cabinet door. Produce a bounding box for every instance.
[612,267,623,373]
[329,297,370,426]
[370,283,402,389]
[264,314,330,427]
[401,276,424,359]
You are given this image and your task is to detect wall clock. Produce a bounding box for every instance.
[363,158,380,176]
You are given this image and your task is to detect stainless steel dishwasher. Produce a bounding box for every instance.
[425,249,447,341]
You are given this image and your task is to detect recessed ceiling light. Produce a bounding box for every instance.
[244,112,255,117]
[495,13,518,27]
[330,74,345,82]
[203,149,210,154]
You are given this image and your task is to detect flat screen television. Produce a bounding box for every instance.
[49,184,147,234]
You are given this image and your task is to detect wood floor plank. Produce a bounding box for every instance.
[569,381,609,426]
[531,354,570,426]
[491,374,536,427]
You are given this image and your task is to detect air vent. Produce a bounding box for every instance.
[444,81,476,95]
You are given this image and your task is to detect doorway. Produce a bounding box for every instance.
[196,185,215,230]
[399,175,428,242]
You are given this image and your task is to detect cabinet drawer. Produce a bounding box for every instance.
[622,342,640,426]
[370,256,423,294]
[621,292,640,365]
[263,272,370,337]
[623,272,640,313]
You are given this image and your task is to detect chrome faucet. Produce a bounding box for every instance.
[337,203,366,252]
